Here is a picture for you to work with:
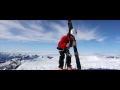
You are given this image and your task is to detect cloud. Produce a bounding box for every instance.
[76,25,106,42]
[0,20,105,43]
[96,37,106,42]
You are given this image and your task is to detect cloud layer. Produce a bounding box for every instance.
[0,20,105,43]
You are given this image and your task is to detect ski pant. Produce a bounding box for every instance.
[58,49,71,68]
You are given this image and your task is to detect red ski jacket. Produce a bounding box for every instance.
[58,33,73,49]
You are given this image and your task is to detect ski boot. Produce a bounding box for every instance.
[67,67,72,70]
[59,67,64,70]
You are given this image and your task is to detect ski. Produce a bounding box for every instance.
[68,20,81,70]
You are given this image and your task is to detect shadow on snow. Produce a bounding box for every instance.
[83,68,119,70]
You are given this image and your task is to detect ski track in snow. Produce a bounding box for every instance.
[0,52,120,70]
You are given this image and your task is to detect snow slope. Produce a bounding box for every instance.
[0,52,120,70]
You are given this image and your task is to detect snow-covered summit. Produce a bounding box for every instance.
[0,52,120,70]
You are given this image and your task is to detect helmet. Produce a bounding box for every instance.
[70,29,77,37]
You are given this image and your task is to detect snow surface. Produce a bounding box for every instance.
[0,52,120,70]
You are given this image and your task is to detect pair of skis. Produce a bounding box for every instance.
[66,20,81,70]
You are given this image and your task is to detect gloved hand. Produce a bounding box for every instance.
[66,43,70,47]
[72,40,76,46]
[66,40,70,48]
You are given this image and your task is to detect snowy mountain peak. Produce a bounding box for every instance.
[0,52,120,70]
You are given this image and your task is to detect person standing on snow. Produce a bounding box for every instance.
[57,29,77,70]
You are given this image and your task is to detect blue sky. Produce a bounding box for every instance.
[0,20,120,54]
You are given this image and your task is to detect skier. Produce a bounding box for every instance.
[57,29,77,70]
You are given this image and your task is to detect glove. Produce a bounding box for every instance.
[66,43,70,47]
[66,40,70,48]
[72,40,76,46]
